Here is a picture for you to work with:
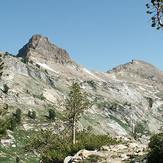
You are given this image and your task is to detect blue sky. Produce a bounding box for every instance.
[0,0,162,71]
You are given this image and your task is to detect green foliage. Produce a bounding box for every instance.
[3,84,9,94]
[0,129,40,162]
[25,129,68,162]
[25,129,57,153]
[21,58,28,64]
[0,115,18,136]
[97,100,122,111]
[75,132,120,151]
[28,110,36,120]
[147,133,163,163]
[145,97,153,108]
[146,0,163,29]
[32,93,45,100]
[0,115,20,134]
[0,105,11,137]
[0,61,4,77]
[0,71,3,77]
[109,115,129,131]
[25,89,45,101]
[9,116,17,131]
[48,109,56,121]
[0,118,9,137]
[86,80,96,89]
[133,121,150,139]
[28,60,33,64]
[16,156,20,163]
[25,129,120,162]
[134,122,145,134]
[65,82,92,144]
[65,82,91,122]
[0,104,8,116]
[7,109,23,131]
[0,106,23,136]
[36,64,41,68]
[15,109,21,123]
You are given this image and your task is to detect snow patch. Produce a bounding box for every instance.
[82,68,105,81]
[36,63,59,74]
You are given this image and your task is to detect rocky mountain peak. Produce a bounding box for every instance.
[107,59,163,82]
[28,34,51,49]
[17,34,72,65]
[108,60,156,72]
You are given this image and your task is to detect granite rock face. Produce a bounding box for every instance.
[0,35,163,137]
[107,60,163,83]
[17,34,72,65]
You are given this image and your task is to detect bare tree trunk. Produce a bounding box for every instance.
[72,120,76,145]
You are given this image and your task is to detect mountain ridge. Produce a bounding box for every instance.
[0,34,163,137]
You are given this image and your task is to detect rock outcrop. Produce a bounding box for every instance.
[17,34,73,65]
[107,60,163,84]
[64,139,148,163]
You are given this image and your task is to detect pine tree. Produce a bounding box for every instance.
[48,109,55,121]
[65,82,92,145]
[146,0,163,29]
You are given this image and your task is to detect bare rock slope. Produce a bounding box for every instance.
[17,34,73,65]
[0,34,163,137]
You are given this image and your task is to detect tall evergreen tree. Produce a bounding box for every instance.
[65,82,92,145]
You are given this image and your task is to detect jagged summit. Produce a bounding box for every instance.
[17,34,72,65]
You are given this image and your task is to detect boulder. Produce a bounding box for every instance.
[64,156,72,163]
[1,139,14,147]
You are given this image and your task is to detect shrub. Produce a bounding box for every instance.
[3,84,9,94]
[21,58,28,64]
[0,104,8,116]
[9,116,17,131]
[76,132,120,150]
[7,109,22,131]
[86,80,96,89]
[0,105,11,137]
[48,109,55,121]
[28,110,36,119]
[33,93,45,100]
[0,62,4,70]
[29,60,33,64]
[25,129,120,162]
[16,156,20,163]
[147,133,163,163]
[132,121,150,139]
[15,109,21,123]
[0,119,8,137]
[0,115,17,136]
